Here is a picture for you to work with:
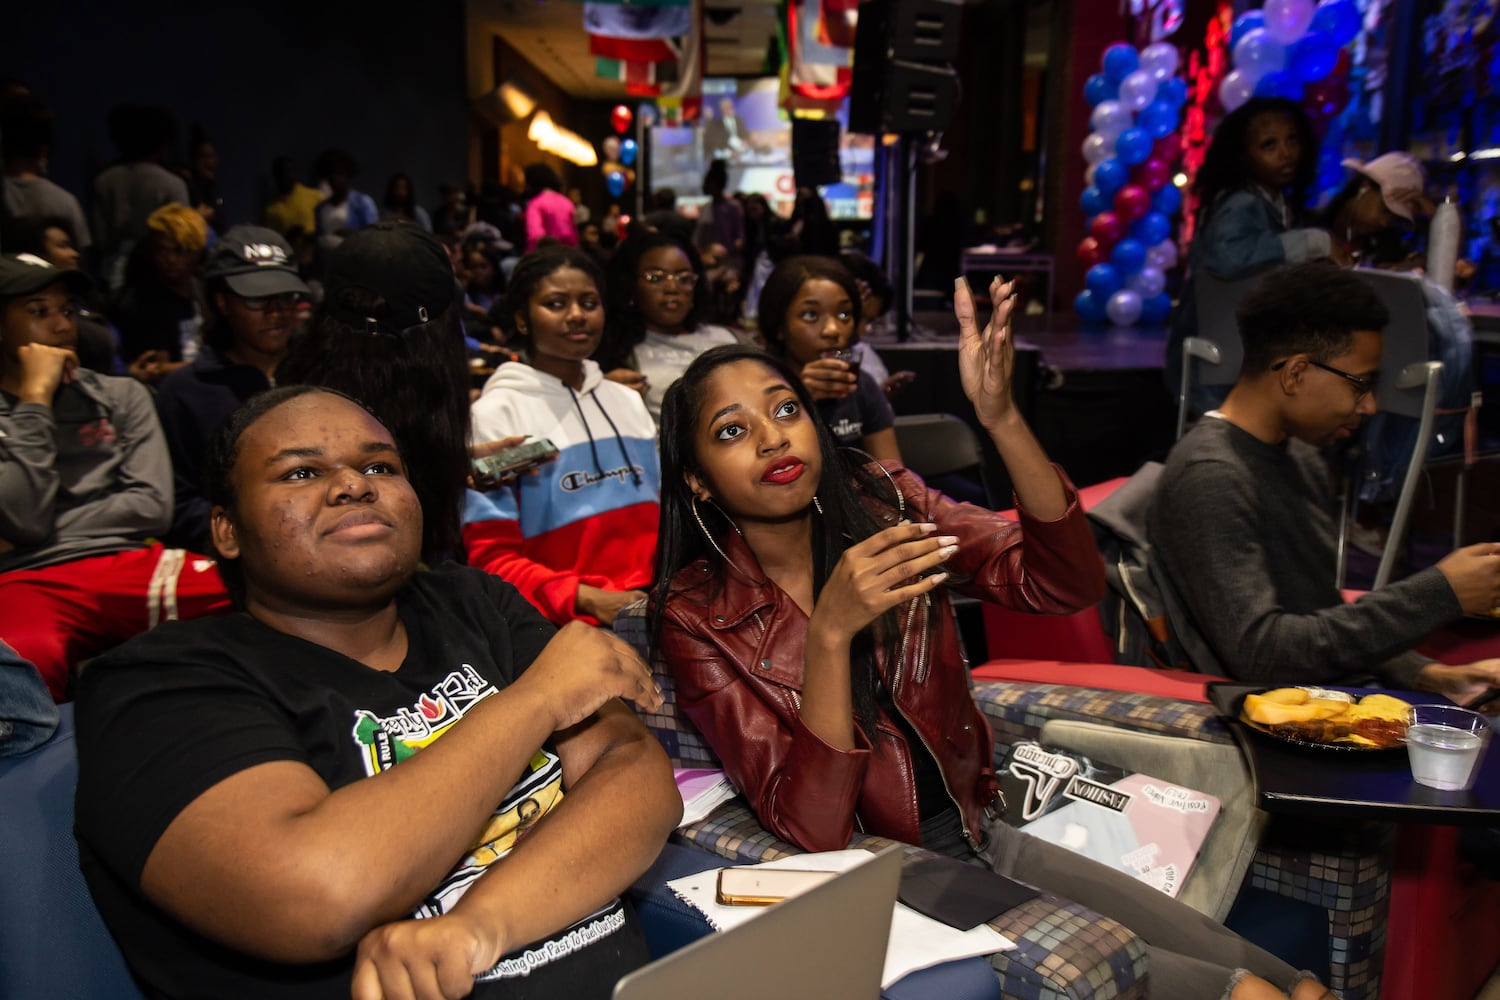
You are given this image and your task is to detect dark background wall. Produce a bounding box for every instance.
[0,2,469,230]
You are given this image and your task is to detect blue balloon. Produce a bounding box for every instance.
[1140,292,1173,326]
[1156,77,1188,109]
[1075,290,1108,325]
[1081,185,1108,217]
[1253,71,1301,101]
[1084,73,1117,107]
[1288,32,1339,83]
[1093,158,1128,198]
[1230,10,1266,50]
[606,170,626,198]
[1310,0,1361,47]
[1086,263,1123,299]
[1101,44,1139,85]
[1131,211,1172,246]
[1111,238,1147,276]
[1115,127,1152,166]
[620,138,639,166]
[1138,100,1178,140]
[1152,183,1183,217]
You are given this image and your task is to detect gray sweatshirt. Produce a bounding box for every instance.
[1149,416,1457,689]
[0,369,172,573]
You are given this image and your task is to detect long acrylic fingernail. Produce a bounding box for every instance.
[937,535,959,547]
[954,276,970,293]
[938,544,959,558]
[927,572,950,585]
[917,522,938,534]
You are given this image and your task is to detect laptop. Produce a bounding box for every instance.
[613,846,902,1000]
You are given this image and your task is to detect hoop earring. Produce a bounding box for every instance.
[696,494,744,569]
[813,495,824,516]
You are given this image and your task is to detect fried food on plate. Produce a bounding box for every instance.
[1242,689,1410,747]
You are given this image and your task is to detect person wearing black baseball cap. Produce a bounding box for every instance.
[0,252,230,702]
[278,222,474,563]
[155,225,310,552]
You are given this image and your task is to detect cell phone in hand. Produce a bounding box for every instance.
[471,438,559,482]
[715,866,839,906]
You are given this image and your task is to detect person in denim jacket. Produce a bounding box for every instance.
[1167,98,1335,408]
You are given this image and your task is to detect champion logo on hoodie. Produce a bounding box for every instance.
[560,463,648,492]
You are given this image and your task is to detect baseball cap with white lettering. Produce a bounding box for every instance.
[205,225,310,298]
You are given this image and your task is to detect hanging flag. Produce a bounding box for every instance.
[785,0,851,100]
[584,2,694,38]
[588,34,678,63]
[816,0,858,48]
[595,57,660,92]
[657,0,703,120]
[569,0,691,6]
[794,0,851,68]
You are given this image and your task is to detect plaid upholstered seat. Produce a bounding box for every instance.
[618,602,1149,999]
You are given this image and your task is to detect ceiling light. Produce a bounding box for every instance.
[527,111,599,167]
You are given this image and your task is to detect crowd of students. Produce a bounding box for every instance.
[4,82,1500,1000]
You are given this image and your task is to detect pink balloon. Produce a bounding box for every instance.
[1152,133,1181,164]
[1113,185,1151,223]
[1077,236,1105,268]
[1133,158,1172,192]
[1091,211,1126,246]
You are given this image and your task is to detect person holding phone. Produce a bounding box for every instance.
[649,278,1336,999]
[465,247,661,628]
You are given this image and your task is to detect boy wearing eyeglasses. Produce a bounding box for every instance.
[0,253,229,701]
[154,226,310,554]
[1150,261,1500,702]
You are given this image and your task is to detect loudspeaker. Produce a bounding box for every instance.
[791,118,842,188]
[848,0,962,135]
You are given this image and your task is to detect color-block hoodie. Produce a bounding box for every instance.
[463,360,660,625]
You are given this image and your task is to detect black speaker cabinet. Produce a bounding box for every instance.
[848,0,962,135]
[791,118,843,188]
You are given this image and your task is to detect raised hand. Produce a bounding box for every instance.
[954,275,1018,432]
[513,621,663,733]
[808,522,957,645]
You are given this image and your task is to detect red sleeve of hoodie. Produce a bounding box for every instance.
[463,518,594,625]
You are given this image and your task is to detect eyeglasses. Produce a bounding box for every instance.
[640,269,699,289]
[1271,358,1380,400]
[240,294,303,313]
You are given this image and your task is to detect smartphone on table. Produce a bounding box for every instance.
[715,866,839,906]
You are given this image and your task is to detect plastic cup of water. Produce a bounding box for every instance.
[1405,705,1492,792]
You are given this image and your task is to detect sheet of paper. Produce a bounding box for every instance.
[665,849,1015,988]
[673,768,739,827]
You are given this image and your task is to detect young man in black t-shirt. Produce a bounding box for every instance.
[75,386,680,1000]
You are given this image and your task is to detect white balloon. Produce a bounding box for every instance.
[1140,41,1179,81]
[1264,0,1315,44]
[1118,70,1159,112]
[1128,266,1166,298]
[1107,289,1144,325]
[1219,69,1255,113]
[1082,132,1109,165]
[1146,239,1178,270]
[602,136,622,161]
[1090,100,1132,141]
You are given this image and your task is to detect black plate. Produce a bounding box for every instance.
[1235,687,1410,753]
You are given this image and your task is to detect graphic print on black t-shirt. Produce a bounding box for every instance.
[350,662,629,985]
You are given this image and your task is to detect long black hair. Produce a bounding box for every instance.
[648,343,918,739]
[276,294,470,565]
[598,230,710,371]
[756,255,862,358]
[496,245,605,350]
[1193,97,1317,229]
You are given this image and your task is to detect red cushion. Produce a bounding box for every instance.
[981,604,1117,663]
[971,658,1213,703]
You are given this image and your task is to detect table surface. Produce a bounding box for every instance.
[1208,683,1500,825]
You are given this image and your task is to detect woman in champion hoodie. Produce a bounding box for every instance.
[464,246,661,627]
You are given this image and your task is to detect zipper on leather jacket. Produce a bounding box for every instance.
[888,594,979,850]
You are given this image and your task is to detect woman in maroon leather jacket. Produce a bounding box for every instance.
[648,278,1331,1000]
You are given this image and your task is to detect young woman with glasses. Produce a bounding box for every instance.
[598,231,739,420]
